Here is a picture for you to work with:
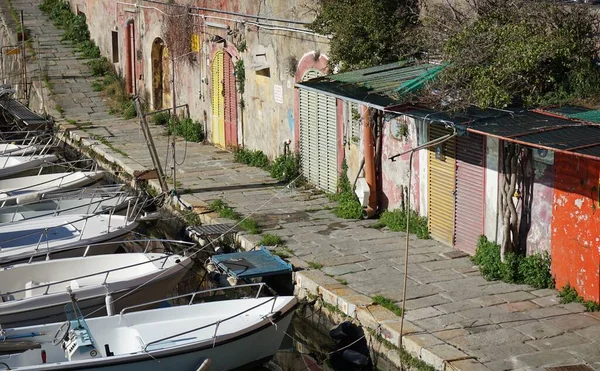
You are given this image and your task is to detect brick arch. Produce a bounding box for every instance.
[293,52,329,150]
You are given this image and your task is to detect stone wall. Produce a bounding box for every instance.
[66,0,330,159]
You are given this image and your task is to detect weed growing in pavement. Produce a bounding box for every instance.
[258,234,283,246]
[328,160,362,219]
[558,283,600,311]
[308,261,323,269]
[371,208,429,239]
[372,295,403,316]
[233,147,270,169]
[208,199,261,234]
[151,111,171,126]
[167,117,204,143]
[269,153,300,183]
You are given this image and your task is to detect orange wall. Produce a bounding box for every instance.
[551,154,600,301]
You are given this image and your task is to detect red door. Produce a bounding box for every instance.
[223,52,238,148]
[454,133,486,254]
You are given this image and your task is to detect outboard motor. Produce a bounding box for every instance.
[329,321,372,371]
[54,288,102,362]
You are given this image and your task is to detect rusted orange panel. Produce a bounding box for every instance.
[551,154,600,302]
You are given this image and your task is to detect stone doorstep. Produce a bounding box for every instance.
[294,270,490,371]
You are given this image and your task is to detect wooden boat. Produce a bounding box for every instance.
[0,284,296,371]
[0,253,192,327]
[0,214,138,265]
[0,171,106,206]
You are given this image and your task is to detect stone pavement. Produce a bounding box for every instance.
[12,1,600,370]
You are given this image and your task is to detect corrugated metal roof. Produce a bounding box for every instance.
[295,62,444,109]
[391,106,600,161]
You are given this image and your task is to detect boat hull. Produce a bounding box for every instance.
[0,265,190,328]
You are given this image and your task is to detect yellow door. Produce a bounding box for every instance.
[428,125,456,245]
[211,51,225,147]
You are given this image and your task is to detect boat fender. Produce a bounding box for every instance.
[268,310,283,321]
[196,358,212,371]
[175,258,181,263]
[208,271,221,283]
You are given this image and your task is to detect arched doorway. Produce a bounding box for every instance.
[211,50,237,148]
[151,38,164,110]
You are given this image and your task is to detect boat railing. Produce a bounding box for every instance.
[36,158,98,175]
[41,184,126,200]
[0,203,140,251]
[119,283,273,317]
[0,135,55,165]
[0,171,104,197]
[0,255,180,299]
[23,238,195,263]
[131,284,280,352]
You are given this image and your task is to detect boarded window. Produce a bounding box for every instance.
[111,31,119,63]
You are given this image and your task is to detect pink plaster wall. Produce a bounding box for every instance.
[380,115,420,212]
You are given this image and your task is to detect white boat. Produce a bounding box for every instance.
[0,214,138,265]
[0,154,58,179]
[0,253,192,327]
[0,191,135,223]
[0,144,37,156]
[0,284,296,371]
[0,171,105,206]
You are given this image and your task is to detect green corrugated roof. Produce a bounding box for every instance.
[296,61,444,109]
[544,105,600,123]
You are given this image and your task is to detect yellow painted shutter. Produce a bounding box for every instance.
[211,51,225,147]
[428,125,456,245]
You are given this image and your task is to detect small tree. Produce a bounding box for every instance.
[422,0,600,110]
[308,0,421,71]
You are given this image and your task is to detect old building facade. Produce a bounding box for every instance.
[67,0,330,159]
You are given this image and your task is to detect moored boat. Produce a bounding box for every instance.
[0,154,58,179]
[0,214,139,265]
[0,253,192,327]
[0,284,296,371]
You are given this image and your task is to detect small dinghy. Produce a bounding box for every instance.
[0,253,192,327]
[0,171,106,206]
[0,284,296,371]
[0,154,58,179]
[0,214,139,265]
[0,190,135,223]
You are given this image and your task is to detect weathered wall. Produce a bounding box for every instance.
[551,154,600,302]
[526,156,554,254]
[68,0,329,159]
[484,137,500,243]
[380,115,420,212]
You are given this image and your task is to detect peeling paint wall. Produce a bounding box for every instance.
[484,137,500,243]
[67,0,329,159]
[526,158,554,255]
[552,154,600,302]
[380,115,420,212]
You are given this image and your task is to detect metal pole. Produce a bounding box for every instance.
[134,97,169,193]
[397,128,457,356]
[171,53,177,194]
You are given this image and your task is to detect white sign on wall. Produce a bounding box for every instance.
[274,85,283,104]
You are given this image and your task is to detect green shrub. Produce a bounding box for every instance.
[169,117,204,143]
[375,209,429,239]
[152,112,171,126]
[87,57,111,77]
[328,160,363,220]
[239,218,261,234]
[558,283,581,304]
[270,153,300,182]
[234,147,270,169]
[472,236,554,289]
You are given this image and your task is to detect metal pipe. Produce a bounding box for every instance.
[362,107,377,218]
[20,11,27,101]
[396,127,457,358]
[171,53,177,194]
[124,20,133,95]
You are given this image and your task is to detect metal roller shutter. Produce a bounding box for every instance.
[299,70,338,193]
[428,125,456,245]
[454,133,485,254]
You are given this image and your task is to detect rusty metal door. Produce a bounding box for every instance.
[223,52,238,148]
[428,125,456,245]
[454,133,485,254]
